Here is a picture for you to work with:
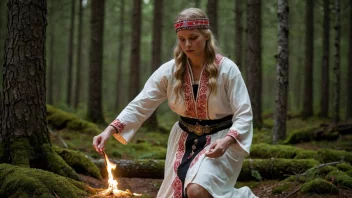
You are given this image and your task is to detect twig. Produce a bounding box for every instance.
[300,161,342,176]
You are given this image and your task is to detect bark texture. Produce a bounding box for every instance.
[128,0,142,101]
[144,0,164,130]
[87,0,105,124]
[74,0,84,109]
[333,0,341,123]
[319,0,330,118]
[235,0,243,71]
[115,0,125,111]
[1,0,78,180]
[66,0,76,107]
[302,0,314,119]
[273,0,289,143]
[246,0,263,128]
[206,0,218,38]
[347,2,352,120]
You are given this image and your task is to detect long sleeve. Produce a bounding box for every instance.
[225,70,253,156]
[110,64,169,144]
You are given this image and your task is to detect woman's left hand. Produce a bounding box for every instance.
[204,136,235,158]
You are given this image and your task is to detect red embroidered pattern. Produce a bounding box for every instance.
[110,119,126,133]
[190,135,211,168]
[196,70,209,119]
[172,132,188,197]
[227,129,242,143]
[174,19,210,32]
[183,65,197,118]
[183,54,224,119]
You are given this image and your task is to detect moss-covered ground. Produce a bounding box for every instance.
[43,105,352,197]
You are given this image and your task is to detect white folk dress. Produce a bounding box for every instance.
[110,55,258,198]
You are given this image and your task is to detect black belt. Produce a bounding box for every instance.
[178,115,233,136]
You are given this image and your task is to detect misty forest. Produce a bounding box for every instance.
[0,0,352,197]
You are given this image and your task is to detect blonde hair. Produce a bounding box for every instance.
[173,8,220,103]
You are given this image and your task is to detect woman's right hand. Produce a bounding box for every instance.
[92,126,116,154]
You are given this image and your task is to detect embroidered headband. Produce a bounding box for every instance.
[174,18,210,32]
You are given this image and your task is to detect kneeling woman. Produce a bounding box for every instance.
[93,7,258,198]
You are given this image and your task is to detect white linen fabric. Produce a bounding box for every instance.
[111,55,257,198]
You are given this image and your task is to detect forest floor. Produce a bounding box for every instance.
[79,174,352,198]
[48,107,352,198]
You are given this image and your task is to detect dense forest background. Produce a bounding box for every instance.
[1,0,350,124]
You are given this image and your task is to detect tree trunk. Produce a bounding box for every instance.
[0,1,7,91]
[302,0,314,119]
[273,0,289,143]
[206,0,218,38]
[115,0,125,111]
[144,0,164,131]
[0,0,77,180]
[66,0,76,107]
[235,0,243,71]
[87,0,106,124]
[74,0,84,109]
[347,2,352,120]
[128,0,142,101]
[333,0,341,124]
[47,0,54,105]
[319,0,330,118]
[246,0,263,129]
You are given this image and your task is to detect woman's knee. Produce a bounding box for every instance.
[186,183,212,198]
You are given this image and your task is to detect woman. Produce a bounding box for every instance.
[93,8,257,198]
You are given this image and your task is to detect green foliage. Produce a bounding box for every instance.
[53,146,102,179]
[0,163,91,198]
[300,178,338,194]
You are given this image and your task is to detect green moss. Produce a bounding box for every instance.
[346,170,352,178]
[130,142,167,160]
[9,137,33,167]
[272,183,292,194]
[53,146,102,179]
[336,162,352,172]
[300,178,338,194]
[238,159,319,181]
[41,144,79,180]
[318,149,352,164]
[317,166,339,176]
[326,171,352,188]
[283,175,308,183]
[250,143,301,159]
[0,163,90,198]
[294,150,318,160]
[0,142,6,163]
[283,126,318,144]
[46,105,100,134]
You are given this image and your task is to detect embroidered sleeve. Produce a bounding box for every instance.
[111,63,170,144]
[226,66,253,156]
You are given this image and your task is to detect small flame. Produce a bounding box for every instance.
[98,152,142,197]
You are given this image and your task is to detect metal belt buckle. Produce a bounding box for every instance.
[191,123,211,136]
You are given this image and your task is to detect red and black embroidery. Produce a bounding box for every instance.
[183,54,224,119]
